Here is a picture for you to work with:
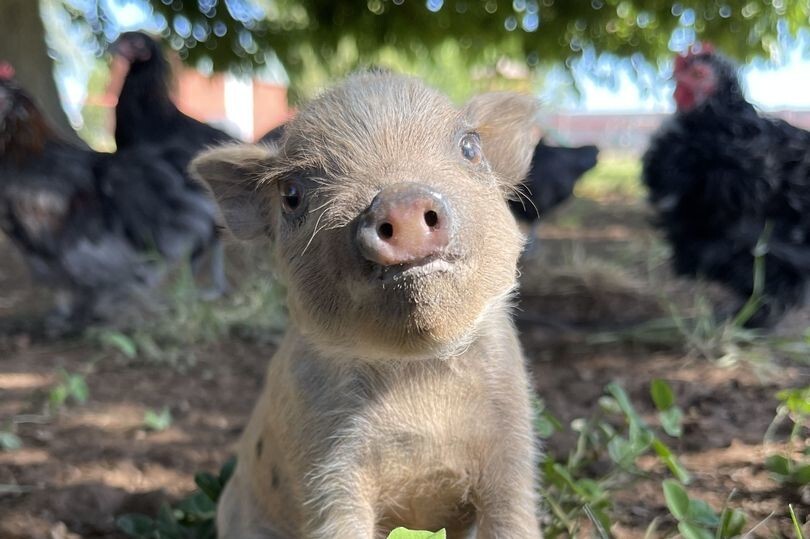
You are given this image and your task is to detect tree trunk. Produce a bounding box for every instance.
[0,0,82,144]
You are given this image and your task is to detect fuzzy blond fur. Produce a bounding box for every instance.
[192,72,543,539]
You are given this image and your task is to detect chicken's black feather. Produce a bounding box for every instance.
[110,31,233,297]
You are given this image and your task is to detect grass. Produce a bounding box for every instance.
[537,381,691,538]
[521,246,651,300]
[580,221,810,373]
[0,369,90,456]
[88,258,287,369]
[574,153,644,201]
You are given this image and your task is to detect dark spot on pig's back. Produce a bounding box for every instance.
[255,438,263,458]
[271,465,281,489]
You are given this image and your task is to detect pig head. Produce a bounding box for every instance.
[193,72,539,362]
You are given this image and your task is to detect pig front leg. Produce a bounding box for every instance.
[473,439,542,538]
[300,467,377,539]
[474,484,541,539]
[217,469,292,539]
[302,498,376,539]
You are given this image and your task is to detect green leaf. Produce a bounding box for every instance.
[49,385,68,410]
[157,503,176,524]
[793,463,810,485]
[0,431,22,451]
[597,395,622,415]
[66,374,89,403]
[606,383,645,428]
[651,379,676,411]
[663,480,690,521]
[687,499,720,528]
[627,422,652,446]
[195,472,221,502]
[99,330,138,359]
[577,478,607,500]
[386,528,447,539]
[116,514,156,538]
[532,398,562,438]
[175,491,216,518]
[155,503,182,536]
[534,413,557,439]
[143,407,172,432]
[188,519,216,539]
[541,458,568,489]
[219,456,237,486]
[678,521,714,539]
[776,387,810,416]
[659,407,684,438]
[607,436,631,465]
[652,439,691,484]
[718,507,746,538]
[550,463,590,499]
[764,454,790,476]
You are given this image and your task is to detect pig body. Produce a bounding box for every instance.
[193,72,543,539]
[218,319,537,538]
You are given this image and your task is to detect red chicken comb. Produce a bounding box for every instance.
[0,61,15,80]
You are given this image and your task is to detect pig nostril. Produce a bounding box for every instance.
[424,210,439,228]
[378,222,394,240]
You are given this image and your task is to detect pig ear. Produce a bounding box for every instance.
[463,92,541,185]
[190,143,276,240]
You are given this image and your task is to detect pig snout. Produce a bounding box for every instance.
[356,183,452,267]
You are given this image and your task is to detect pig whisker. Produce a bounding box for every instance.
[510,184,539,217]
[301,208,329,257]
[309,176,332,187]
[308,200,332,215]
[507,183,527,206]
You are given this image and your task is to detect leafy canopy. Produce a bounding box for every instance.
[64,0,809,88]
[123,2,809,60]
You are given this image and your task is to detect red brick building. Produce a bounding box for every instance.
[173,68,290,141]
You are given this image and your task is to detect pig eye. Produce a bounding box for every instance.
[279,179,305,214]
[460,133,482,164]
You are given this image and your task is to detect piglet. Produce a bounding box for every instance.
[192,71,543,539]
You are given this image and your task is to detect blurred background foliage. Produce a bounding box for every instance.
[42,0,810,102]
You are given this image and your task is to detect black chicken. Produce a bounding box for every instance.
[0,68,219,332]
[110,31,233,295]
[510,139,599,223]
[642,47,810,324]
[111,31,235,152]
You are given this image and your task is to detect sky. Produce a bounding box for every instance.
[53,1,810,119]
[541,31,810,113]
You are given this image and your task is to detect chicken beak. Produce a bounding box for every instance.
[104,55,132,107]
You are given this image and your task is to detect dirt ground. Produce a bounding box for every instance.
[0,195,808,538]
